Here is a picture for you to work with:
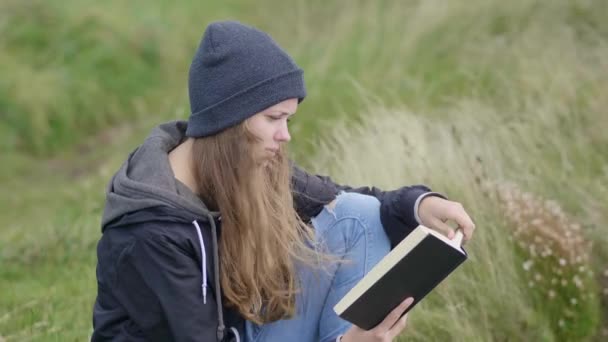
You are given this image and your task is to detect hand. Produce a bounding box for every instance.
[341,297,414,342]
[418,196,475,243]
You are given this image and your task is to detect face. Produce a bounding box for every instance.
[246,98,298,162]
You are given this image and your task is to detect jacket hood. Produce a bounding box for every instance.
[101,120,218,231]
[99,120,241,341]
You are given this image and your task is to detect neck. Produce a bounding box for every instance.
[169,138,199,194]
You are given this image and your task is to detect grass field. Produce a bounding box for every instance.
[1,0,607,340]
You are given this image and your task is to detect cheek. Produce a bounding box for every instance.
[262,125,279,141]
[249,117,281,142]
[252,126,274,144]
[248,120,266,138]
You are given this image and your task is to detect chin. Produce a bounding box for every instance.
[259,155,279,169]
[256,157,272,168]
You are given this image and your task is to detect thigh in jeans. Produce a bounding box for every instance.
[245,192,391,342]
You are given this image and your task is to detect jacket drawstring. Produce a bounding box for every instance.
[192,220,208,304]
[230,327,241,342]
[193,215,228,341]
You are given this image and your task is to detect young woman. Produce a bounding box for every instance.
[92,21,475,342]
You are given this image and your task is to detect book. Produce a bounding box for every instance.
[333,225,467,330]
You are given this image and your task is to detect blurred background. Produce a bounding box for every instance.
[1,0,607,341]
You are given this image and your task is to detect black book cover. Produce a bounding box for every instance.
[334,230,467,330]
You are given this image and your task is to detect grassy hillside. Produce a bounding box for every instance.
[1,0,607,340]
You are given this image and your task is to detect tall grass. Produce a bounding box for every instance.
[0,0,251,155]
[1,0,607,340]
[305,2,608,339]
[312,101,604,340]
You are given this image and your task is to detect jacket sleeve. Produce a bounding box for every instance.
[291,163,445,248]
[112,233,219,342]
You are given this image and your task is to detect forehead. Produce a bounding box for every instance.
[264,98,298,114]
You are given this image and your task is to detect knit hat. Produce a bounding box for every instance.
[186,21,306,137]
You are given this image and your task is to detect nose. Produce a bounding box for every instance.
[275,120,291,142]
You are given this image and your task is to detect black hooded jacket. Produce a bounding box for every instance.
[91,121,437,341]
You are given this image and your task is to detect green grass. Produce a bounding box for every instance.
[1,0,607,340]
[312,102,605,341]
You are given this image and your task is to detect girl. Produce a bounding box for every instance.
[92,21,475,342]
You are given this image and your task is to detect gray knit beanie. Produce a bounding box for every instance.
[186,21,306,137]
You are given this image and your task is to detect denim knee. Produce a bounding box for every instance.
[329,192,382,228]
[317,192,388,245]
[313,191,391,282]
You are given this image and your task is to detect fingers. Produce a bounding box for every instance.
[375,297,414,332]
[439,202,475,242]
[429,218,455,239]
[420,196,476,242]
[388,311,409,340]
[449,204,475,241]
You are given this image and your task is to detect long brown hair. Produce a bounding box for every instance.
[191,120,329,324]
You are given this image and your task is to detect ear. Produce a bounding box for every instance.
[242,117,251,131]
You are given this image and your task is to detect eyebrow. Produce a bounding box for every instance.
[269,111,296,117]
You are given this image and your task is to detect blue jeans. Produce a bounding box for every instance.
[245,192,392,342]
